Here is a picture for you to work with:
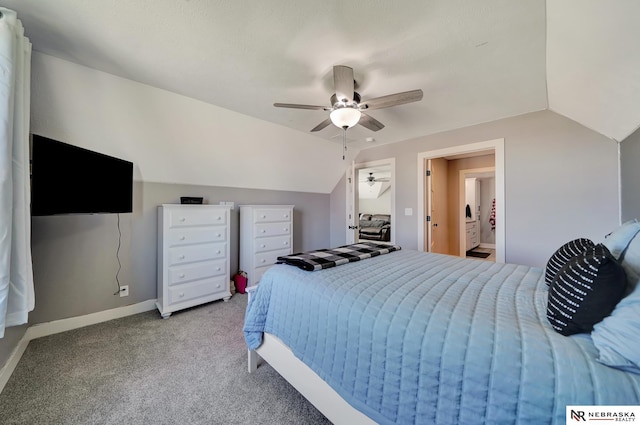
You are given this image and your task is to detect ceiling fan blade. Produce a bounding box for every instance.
[360,89,423,111]
[310,117,333,132]
[333,65,355,104]
[273,103,328,110]
[358,113,385,132]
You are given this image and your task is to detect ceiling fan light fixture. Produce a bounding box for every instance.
[330,107,361,129]
[367,180,375,187]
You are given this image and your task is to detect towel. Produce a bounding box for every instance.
[489,198,496,230]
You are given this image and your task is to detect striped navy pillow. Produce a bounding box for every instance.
[545,238,595,286]
[547,244,627,336]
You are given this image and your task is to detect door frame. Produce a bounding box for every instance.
[417,139,505,263]
[425,157,450,254]
[346,158,396,244]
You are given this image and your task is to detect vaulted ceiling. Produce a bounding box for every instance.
[3,0,640,149]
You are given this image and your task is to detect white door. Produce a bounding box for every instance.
[345,160,358,244]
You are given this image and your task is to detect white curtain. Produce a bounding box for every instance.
[0,8,33,338]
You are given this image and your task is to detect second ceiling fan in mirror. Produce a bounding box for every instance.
[361,172,390,186]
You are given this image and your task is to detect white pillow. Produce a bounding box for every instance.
[592,223,640,373]
[592,283,640,374]
[602,219,640,261]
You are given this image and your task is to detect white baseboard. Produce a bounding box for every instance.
[0,299,157,394]
[25,299,157,340]
[0,332,30,395]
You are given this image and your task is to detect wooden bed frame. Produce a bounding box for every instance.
[248,333,375,425]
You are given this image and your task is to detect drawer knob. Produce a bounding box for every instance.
[284,214,289,219]
[179,273,185,278]
[179,255,185,260]
[284,241,289,245]
[217,233,222,238]
[180,217,186,222]
[261,215,266,219]
[260,244,266,248]
[179,292,185,298]
[260,259,266,263]
[261,229,266,233]
[216,283,221,288]
[216,267,221,271]
[216,250,221,254]
[216,216,221,220]
[180,236,186,241]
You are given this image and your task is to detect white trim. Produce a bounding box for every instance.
[0,299,157,394]
[417,139,505,263]
[345,161,357,244]
[253,333,376,425]
[0,332,30,394]
[617,139,622,224]
[458,168,494,257]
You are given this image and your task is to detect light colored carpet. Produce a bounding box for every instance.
[0,294,331,425]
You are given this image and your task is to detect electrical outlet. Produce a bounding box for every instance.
[119,285,129,297]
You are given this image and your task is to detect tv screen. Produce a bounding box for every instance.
[31,135,133,216]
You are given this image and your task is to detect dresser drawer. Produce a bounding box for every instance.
[254,208,292,223]
[168,258,226,286]
[255,222,291,238]
[254,235,291,253]
[167,226,226,247]
[253,264,275,285]
[255,248,291,269]
[168,276,228,305]
[168,242,226,266]
[168,208,227,228]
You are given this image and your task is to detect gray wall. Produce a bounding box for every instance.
[621,127,640,222]
[28,181,329,324]
[331,110,621,268]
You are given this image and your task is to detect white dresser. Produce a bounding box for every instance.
[240,205,294,287]
[157,204,232,318]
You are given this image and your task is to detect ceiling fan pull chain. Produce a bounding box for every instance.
[342,127,347,160]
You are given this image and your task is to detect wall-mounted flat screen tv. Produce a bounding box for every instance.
[31,134,133,216]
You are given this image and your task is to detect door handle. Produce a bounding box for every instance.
[348,225,359,229]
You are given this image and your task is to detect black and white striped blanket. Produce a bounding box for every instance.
[276,242,401,271]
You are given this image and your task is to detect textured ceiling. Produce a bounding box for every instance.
[2,0,639,148]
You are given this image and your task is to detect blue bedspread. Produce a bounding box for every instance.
[243,250,640,425]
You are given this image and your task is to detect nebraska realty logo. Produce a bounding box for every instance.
[567,406,639,422]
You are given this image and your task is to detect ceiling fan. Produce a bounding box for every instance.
[361,172,390,186]
[274,65,423,159]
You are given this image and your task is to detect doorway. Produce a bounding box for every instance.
[459,168,496,259]
[418,139,505,263]
[345,158,396,245]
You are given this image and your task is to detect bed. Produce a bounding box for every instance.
[243,233,640,424]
